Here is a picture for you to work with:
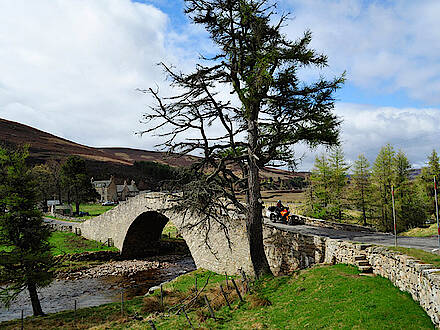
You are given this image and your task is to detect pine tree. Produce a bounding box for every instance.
[328,147,349,220]
[419,150,440,217]
[371,144,395,232]
[393,150,427,230]
[61,156,98,214]
[0,146,54,316]
[351,154,372,226]
[308,154,331,219]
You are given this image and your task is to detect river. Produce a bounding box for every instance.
[0,255,196,322]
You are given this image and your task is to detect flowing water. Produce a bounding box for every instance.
[0,255,196,322]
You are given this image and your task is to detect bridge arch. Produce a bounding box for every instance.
[121,211,169,258]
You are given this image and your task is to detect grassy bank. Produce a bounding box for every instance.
[70,203,116,220]
[400,223,439,237]
[1,264,433,329]
[49,231,118,255]
[45,203,115,221]
[49,232,119,274]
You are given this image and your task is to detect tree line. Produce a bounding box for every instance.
[306,145,439,232]
[31,155,98,214]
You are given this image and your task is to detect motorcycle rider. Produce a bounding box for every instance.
[275,200,284,215]
[275,199,290,223]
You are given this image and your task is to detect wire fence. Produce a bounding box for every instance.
[47,271,252,329]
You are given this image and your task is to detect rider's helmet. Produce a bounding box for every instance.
[277,200,281,203]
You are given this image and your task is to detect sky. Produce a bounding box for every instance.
[1,0,440,170]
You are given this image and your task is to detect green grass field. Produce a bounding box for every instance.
[1,265,433,329]
[46,203,115,221]
[48,231,118,255]
[70,203,116,219]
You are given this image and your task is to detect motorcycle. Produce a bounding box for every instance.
[266,205,291,224]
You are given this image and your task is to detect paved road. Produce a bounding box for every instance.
[266,220,440,254]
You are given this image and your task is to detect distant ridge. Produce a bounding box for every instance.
[0,117,304,181]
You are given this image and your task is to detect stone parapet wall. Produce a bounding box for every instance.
[292,214,376,232]
[263,226,326,275]
[263,224,440,327]
[364,246,440,327]
[46,223,73,232]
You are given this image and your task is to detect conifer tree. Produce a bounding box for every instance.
[0,146,54,316]
[419,150,440,217]
[141,0,344,277]
[308,154,331,218]
[393,150,426,230]
[328,147,349,220]
[351,154,372,226]
[371,144,395,231]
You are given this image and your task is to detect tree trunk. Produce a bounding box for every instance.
[27,282,44,316]
[246,117,272,278]
[75,186,80,214]
[361,187,367,226]
[57,183,62,204]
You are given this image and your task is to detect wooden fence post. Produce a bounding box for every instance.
[219,285,231,310]
[182,306,195,329]
[231,278,243,302]
[204,296,216,320]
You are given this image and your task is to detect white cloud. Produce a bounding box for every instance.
[295,103,440,170]
[286,0,440,104]
[0,0,201,149]
[337,103,440,169]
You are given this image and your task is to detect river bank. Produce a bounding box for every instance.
[0,254,196,322]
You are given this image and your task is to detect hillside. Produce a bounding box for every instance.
[98,147,198,168]
[0,118,305,183]
[0,118,130,166]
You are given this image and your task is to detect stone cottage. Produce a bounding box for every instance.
[117,180,139,201]
[91,176,117,202]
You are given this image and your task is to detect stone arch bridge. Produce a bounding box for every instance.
[73,193,256,276]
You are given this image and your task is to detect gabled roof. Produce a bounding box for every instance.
[127,185,139,192]
[116,185,127,193]
[93,180,111,188]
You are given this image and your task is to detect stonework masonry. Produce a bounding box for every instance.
[72,193,256,277]
[291,214,376,232]
[263,225,440,327]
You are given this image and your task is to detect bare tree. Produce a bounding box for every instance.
[141,0,344,277]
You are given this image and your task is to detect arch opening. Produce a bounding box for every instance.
[121,211,189,258]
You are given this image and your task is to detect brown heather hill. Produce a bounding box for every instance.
[0,118,130,166]
[0,117,304,182]
[98,147,198,168]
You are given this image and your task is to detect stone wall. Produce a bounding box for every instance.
[291,214,375,232]
[46,223,73,232]
[263,224,440,327]
[263,227,326,275]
